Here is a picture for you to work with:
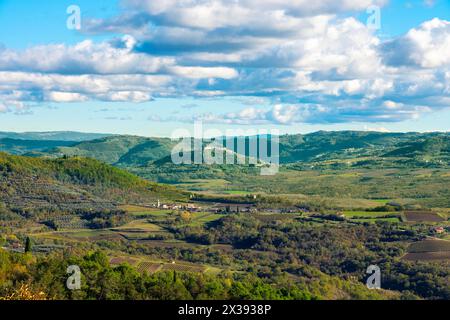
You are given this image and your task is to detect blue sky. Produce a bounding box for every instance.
[0,0,449,136]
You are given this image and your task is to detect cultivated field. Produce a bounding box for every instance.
[408,239,450,253]
[109,255,212,275]
[404,211,446,223]
[402,239,450,261]
[402,251,450,261]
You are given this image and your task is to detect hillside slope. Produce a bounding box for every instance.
[0,138,76,155]
[44,131,450,166]
[0,152,187,213]
[0,131,112,142]
[52,136,177,166]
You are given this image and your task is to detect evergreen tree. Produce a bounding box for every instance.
[25,237,32,253]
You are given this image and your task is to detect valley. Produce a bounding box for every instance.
[0,130,449,300]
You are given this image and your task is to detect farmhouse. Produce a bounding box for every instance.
[434,227,445,234]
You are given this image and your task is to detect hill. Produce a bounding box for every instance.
[51,135,177,166]
[42,131,450,166]
[0,131,112,142]
[277,131,422,163]
[0,138,76,155]
[49,136,251,167]
[383,135,450,160]
[0,131,113,156]
[0,152,187,213]
[2,131,449,201]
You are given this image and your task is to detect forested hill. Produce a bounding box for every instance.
[0,131,113,156]
[275,131,450,163]
[47,131,450,165]
[48,135,178,166]
[0,138,76,155]
[1,131,449,167]
[0,152,187,211]
[0,131,112,142]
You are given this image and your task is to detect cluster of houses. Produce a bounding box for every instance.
[151,199,312,215]
[210,203,257,213]
[153,200,201,212]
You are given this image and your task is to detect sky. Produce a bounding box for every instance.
[0,0,449,137]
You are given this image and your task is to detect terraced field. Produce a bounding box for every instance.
[343,211,399,218]
[402,251,450,261]
[188,212,223,226]
[137,262,162,273]
[50,216,90,230]
[253,213,300,222]
[408,239,450,253]
[136,240,200,249]
[119,205,173,216]
[110,257,138,265]
[32,229,123,242]
[351,217,401,223]
[112,220,165,232]
[402,239,450,261]
[109,255,212,274]
[404,211,445,222]
[161,263,206,273]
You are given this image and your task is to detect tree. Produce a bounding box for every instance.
[25,237,32,253]
[180,211,191,223]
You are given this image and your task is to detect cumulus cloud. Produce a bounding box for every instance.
[0,0,449,125]
[0,71,173,103]
[0,33,240,108]
[0,37,171,75]
[122,0,387,30]
[382,18,450,68]
[0,36,238,78]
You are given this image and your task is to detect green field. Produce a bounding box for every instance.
[342,211,402,223]
[343,211,399,218]
[352,217,401,223]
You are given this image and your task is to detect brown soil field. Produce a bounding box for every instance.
[402,251,450,261]
[161,263,206,273]
[137,240,200,249]
[110,257,138,265]
[404,211,445,222]
[408,239,450,253]
[137,262,162,273]
[402,238,450,261]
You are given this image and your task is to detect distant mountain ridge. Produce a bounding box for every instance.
[47,131,450,165]
[1,130,449,167]
[277,131,449,163]
[0,138,76,155]
[0,131,113,156]
[0,131,112,142]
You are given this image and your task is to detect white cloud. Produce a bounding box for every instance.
[0,36,238,80]
[382,18,450,68]
[0,1,449,125]
[0,71,172,103]
[0,37,173,75]
[169,66,238,79]
[125,0,387,30]
[44,91,88,103]
[195,104,321,125]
